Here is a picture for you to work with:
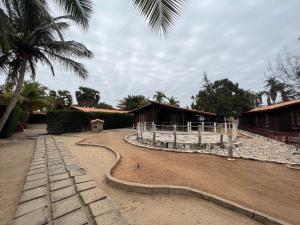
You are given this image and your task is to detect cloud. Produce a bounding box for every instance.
[1,0,300,108]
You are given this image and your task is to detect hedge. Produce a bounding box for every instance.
[0,105,24,138]
[47,110,133,134]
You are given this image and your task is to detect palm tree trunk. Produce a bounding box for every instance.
[0,57,27,132]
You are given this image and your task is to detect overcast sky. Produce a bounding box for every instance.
[2,0,300,107]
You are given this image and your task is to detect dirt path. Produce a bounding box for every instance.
[60,135,259,225]
[75,129,300,225]
[0,139,34,225]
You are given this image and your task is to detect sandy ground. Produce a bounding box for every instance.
[73,129,300,225]
[0,139,34,225]
[60,135,259,225]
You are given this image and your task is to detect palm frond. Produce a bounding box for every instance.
[132,0,185,35]
[53,0,93,29]
[45,51,88,79]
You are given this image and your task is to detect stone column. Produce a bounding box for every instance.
[140,122,143,140]
[214,122,216,133]
[201,122,204,132]
[152,123,156,146]
[232,123,237,141]
[173,124,177,149]
[198,125,202,146]
[137,122,140,140]
[227,135,233,159]
[143,122,147,131]
[224,122,227,134]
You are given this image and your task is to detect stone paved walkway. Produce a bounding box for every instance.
[10,136,128,225]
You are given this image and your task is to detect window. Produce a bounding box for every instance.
[265,113,269,128]
[291,111,300,128]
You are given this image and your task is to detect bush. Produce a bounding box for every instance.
[0,105,24,138]
[28,113,47,123]
[47,110,133,134]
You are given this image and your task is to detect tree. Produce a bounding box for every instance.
[265,49,300,99]
[21,81,51,120]
[0,1,93,131]
[264,77,280,103]
[153,91,167,103]
[191,74,255,117]
[49,90,72,110]
[75,86,100,107]
[118,95,148,111]
[97,102,114,110]
[168,96,180,106]
[0,0,185,131]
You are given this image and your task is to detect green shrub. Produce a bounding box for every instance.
[0,105,24,138]
[47,110,133,134]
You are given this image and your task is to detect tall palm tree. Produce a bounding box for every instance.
[0,1,93,131]
[168,96,179,106]
[153,91,167,103]
[264,77,280,103]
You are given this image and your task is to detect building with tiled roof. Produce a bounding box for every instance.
[71,106,128,114]
[240,99,300,135]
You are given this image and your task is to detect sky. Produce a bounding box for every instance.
[2,0,300,107]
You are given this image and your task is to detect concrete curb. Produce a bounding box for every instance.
[70,136,293,225]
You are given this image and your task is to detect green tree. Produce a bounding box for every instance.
[0,1,93,131]
[0,0,185,131]
[118,95,148,111]
[264,77,280,103]
[97,102,114,110]
[168,96,180,106]
[75,86,100,107]
[192,74,255,117]
[153,91,167,103]
[21,81,50,120]
[49,90,73,110]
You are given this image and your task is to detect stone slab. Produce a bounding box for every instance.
[48,164,65,170]
[49,172,70,183]
[11,207,48,225]
[70,168,86,177]
[26,173,46,182]
[52,195,82,219]
[50,178,73,191]
[79,187,107,205]
[28,168,46,176]
[74,175,93,184]
[23,178,47,191]
[48,167,66,176]
[66,164,82,172]
[48,160,64,166]
[76,181,97,192]
[15,197,48,218]
[95,210,127,225]
[53,209,88,225]
[89,198,115,217]
[30,164,46,170]
[51,186,76,202]
[20,187,47,203]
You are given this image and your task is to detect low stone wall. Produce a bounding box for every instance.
[75,137,292,225]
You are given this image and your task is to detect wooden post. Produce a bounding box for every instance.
[220,134,224,148]
[137,122,140,140]
[214,122,216,133]
[198,125,202,146]
[173,124,177,149]
[228,135,233,159]
[140,122,143,140]
[152,123,156,146]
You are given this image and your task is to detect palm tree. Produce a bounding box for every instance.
[0,1,93,131]
[0,0,185,131]
[153,91,167,103]
[21,81,51,121]
[168,96,179,106]
[264,77,280,103]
